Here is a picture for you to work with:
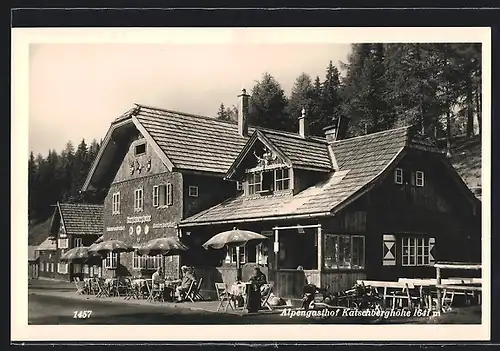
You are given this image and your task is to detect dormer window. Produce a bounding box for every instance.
[394,168,403,184]
[275,168,290,191]
[134,142,146,156]
[248,173,262,195]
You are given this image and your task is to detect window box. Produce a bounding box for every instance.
[58,238,69,249]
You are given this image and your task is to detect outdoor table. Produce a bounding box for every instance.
[229,282,252,310]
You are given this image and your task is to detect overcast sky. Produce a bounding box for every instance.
[29,42,351,156]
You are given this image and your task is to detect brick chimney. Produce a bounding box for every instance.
[238,88,250,137]
[298,107,309,138]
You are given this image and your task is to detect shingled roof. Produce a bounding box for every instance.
[179,126,439,225]
[83,103,335,191]
[36,237,57,251]
[56,203,104,236]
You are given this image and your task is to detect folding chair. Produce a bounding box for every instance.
[215,283,234,312]
[96,278,110,298]
[123,278,140,300]
[193,278,204,301]
[183,280,197,303]
[74,278,86,295]
[260,282,274,311]
[147,282,165,303]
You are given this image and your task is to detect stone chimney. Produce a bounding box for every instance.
[324,124,338,143]
[238,88,250,137]
[298,107,309,138]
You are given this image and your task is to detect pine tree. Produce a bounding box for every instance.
[248,72,291,131]
[287,73,315,133]
[28,152,37,223]
[216,103,229,121]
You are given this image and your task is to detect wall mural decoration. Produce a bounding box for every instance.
[136,160,142,174]
[129,226,134,236]
[129,158,135,175]
[136,225,142,235]
[144,225,150,235]
[253,145,278,169]
[146,157,152,171]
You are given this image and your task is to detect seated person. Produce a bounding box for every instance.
[175,266,197,301]
[249,267,269,295]
[152,267,164,289]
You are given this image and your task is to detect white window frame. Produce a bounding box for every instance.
[58,263,68,274]
[402,237,431,266]
[229,246,246,264]
[134,188,144,212]
[133,252,163,270]
[166,183,173,206]
[236,181,243,191]
[104,252,118,269]
[153,186,159,207]
[73,237,83,248]
[416,171,425,187]
[112,192,121,214]
[73,263,83,273]
[40,262,45,272]
[134,142,146,156]
[188,185,199,197]
[156,183,173,207]
[323,234,365,270]
[274,167,291,191]
[58,238,69,249]
[395,168,403,184]
[247,172,262,195]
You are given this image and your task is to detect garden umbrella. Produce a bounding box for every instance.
[202,228,268,280]
[137,237,189,278]
[60,246,90,262]
[88,240,133,254]
[137,237,189,256]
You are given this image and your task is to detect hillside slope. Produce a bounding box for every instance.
[447,135,481,199]
[28,217,52,246]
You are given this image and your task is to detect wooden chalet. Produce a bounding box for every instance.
[48,202,104,281]
[28,246,39,279]
[82,89,481,299]
[35,237,57,279]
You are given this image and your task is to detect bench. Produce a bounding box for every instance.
[357,280,418,310]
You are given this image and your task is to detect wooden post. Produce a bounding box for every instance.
[236,246,241,281]
[317,225,322,288]
[274,228,279,271]
[436,266,442,314]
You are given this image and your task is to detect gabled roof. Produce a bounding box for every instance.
[179,126,464,226]
[28,246,38,261]
[35,237,57,251]
[225,129,331,179]
[51,203,104,236]
[83,103,333,191]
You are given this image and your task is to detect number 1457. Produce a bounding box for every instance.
[73,310,92,319]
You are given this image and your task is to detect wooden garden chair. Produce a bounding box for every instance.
[260,282,274,311]
[147,281,165,303]
[74,278,86,295]
[193,278,204,301]
[123,278,140,300]
[182,280,197,303]
[215,283,234,312]
[96,278,110,298]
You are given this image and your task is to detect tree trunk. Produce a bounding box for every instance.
[475,85,482,135]
[446,109,452,157]
[466,78,474,137]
